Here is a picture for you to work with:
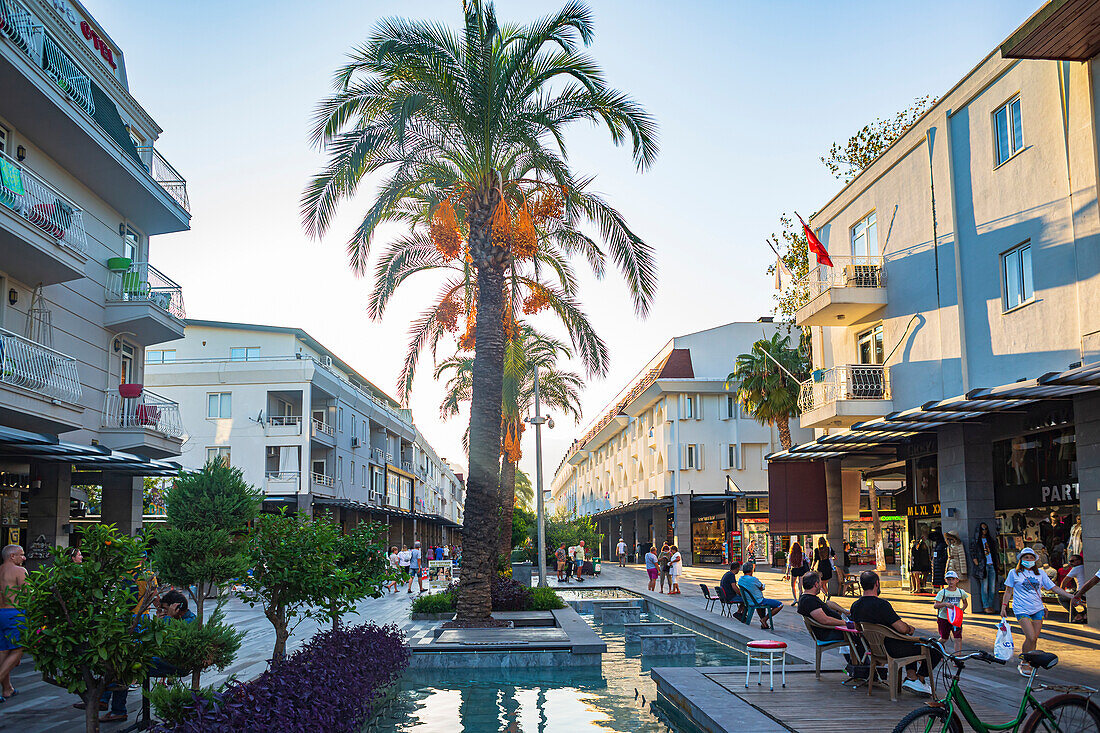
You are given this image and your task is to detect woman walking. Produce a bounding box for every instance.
[930,528,948,589]
[970,522,1001,613]
[910,534,931,593]
[387,546,401,593]
[1002,547,1076,677]
[786,540,806,605]
[814,537,834,594]
[668,544,683,595]
[657,543,672,594]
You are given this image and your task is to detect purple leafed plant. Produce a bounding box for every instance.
[153,622,409,732]
[490,575,533,611]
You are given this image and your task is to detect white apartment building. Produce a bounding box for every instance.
[766,0,1100,628]
[147,321,464,547]
[0,0,191,560]
[550,321,810,565]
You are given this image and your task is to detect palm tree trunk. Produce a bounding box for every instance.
[457,210,506,621]
[499,457,516,558]
[778,418,792,450]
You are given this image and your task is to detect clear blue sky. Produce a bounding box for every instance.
[90,0,1041,479]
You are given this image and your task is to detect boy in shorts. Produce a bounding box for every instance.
[933,570,969,654]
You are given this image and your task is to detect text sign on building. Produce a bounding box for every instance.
[48,0,124,79]
[906,503,941,518]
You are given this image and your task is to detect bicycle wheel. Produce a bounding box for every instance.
[892,707,963,733]
[1023,695,1100,733]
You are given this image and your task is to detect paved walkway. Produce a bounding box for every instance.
[0,586,435,732]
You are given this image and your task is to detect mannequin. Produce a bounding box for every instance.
[1068,516,1083,556]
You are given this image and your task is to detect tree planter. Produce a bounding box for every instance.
[410,612,455,621]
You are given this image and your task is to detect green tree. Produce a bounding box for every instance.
[822,95,936,182]
[151,460,260,689]
[514,468,533,512]
[768,214,811,324]
[436,324,582,557]
[302,1,656,621]
[727,331,807,450]
[330,521,394,630]
[512,505,536,553]
[238,511,342,659]
[541,509,602,563]
[18,524,161,733]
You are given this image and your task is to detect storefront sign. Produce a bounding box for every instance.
[428,560,453,590]
[906,503,941,518]
[996,482,1079,511]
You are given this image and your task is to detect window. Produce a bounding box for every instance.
[206,447,230,466]
[994,96,1023,166]
[850,211,878,259]
[230,347,260,361]
[0,124,8,154]
[683,395,693,419]
[746,497,760,512]
[119,342,135,384]
[122,224,142,261]
[338,407,344,432]
[207,392,232,418]
[857,324,884,365]
[146,349,176,364]
[1002,242,1034,310]
[351,418,357,439]
[728,444,741,470]
[684,443,703,469]
[350,461,355,483]
[312,459,326,477]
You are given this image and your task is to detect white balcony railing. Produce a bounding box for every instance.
[268,415,302,428]
[372,447,384,463]
[0,150,88,254]
[799,255,886,301]
[105,261,185,320]
[311,417,334,437]
[312,472,334,488]
[798,364,891,413]
[401,460,413,473]
[0,0,43,60]
[42,35,93,115]
[134,146,189,213]
[265,470,300,484]
[102,388,183,437]
[0,326,81,403]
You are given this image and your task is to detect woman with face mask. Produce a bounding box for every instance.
[1001,546,1076,677]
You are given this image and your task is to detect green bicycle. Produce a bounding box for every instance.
[892,639,1099,733]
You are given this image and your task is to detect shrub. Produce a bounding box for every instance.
[491,575,532,611]
[529,587,565,611]
[411,592,455,614]
[153,622,409,732]
[147,684,224,726]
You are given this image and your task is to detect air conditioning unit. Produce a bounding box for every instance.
[320,355,333,367]
[351,437,361,448]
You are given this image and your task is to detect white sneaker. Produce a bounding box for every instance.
[901,679,931,696]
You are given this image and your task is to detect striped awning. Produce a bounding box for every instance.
[0,425,181,475]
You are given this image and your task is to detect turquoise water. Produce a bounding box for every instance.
[370,611,745,732]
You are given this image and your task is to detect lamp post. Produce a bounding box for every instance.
[526,364,552,587]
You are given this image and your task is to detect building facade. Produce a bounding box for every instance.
[550,321,810,566]
[0,0,191,558]
[767,0,1100,629]
[146,321,463,547]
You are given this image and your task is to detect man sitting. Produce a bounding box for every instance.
[850,570,941,696]
[737,562,783,629]
[797,570,850,642]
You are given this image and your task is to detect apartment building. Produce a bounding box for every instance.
[550,321,809,566]
[146,321,464,548]
[0,0,191,559]
[766,0,1100,628]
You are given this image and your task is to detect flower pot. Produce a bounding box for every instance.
[118,383,143,399]
[107,257,132,272]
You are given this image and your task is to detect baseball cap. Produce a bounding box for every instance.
[944,570,959,579]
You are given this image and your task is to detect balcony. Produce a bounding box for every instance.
[0,0,189,234]
[266,415,302,437]
[311,471,335,497]
[795,256,887,328]
[310,417,335,445]
[0,326,83,432]
[371,446,385,465]
[798,364,892,429]
[402,460,414,474]
[265,470,300,495]
[0,150,88,285]
[104,261,185,344]
[99,388,183,457]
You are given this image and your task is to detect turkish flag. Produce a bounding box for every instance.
[798,214,833,267]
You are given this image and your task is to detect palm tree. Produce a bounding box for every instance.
[302,1,656,620]
[727,331,806,450]
[436,325,582,556]
[514,469,533,512]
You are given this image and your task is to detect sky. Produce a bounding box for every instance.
[90,0,1042,484]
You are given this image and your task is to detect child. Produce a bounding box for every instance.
[933,569,969,653]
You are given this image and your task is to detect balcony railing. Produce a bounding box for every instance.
[371,447,384,464]
[0,0,43,60]
[265,470,300,483]
[311,417,334,437]
[402,460,413,473]
[102,388,183,437]
[105,261,185,320]
[135,147,189,213]
[0,326,81,403]
[311,472,334,488]
[42,35,93,115]
[798,365,891,413]
[268,415,302,428]
[0,150,88,254]
[799,256,886,301]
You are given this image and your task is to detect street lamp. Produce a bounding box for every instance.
[525,364,554,587]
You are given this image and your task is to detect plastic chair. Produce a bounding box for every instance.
[699,584,717,612]
[856,622,936,701]
[801,615,849,679]
[737,583,776,630]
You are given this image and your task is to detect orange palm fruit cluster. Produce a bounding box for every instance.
[436,296,461,332]
[512,204,538,259]
[522,284,552,314]
[458,303,476,350]
[503,306,517,342]
[490,196,512,247]
[502,420,524,462]
[430,199,462,259]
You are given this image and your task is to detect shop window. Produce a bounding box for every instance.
[878,495,895,511]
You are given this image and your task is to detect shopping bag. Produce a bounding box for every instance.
[993,617,1014,661]
[946,605,964,627]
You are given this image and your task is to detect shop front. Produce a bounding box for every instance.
[691,513,726,564]
[845,515,904,567]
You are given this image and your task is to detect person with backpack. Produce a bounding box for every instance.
[933,570,969,654]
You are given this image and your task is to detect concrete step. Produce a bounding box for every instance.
[624,622,676,641]
[640,633,696,656]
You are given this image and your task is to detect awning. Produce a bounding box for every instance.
[767,361,1100,464]
[1000,0,1100,61]
[768,460,827,534]
[590,497,671,519]
[0,425,182,476]
[312,497,461,528]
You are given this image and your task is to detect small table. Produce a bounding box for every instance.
[745,639,787,691]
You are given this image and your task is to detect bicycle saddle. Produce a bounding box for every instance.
[1020,651,1058,669]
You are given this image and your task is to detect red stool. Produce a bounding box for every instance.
[746,639,787,690]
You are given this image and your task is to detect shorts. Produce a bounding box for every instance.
[400,566,411,576]
[937,617,962,639]
[0,608,24,651]
[1015,609,1046,621]
[557,561,566,571]
[647,568,659,580]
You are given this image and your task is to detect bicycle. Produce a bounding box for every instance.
[892,639,1100,733]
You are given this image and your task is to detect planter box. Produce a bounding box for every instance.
[410,612,455,621]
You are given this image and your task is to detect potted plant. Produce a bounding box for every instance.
[106,257,132,272]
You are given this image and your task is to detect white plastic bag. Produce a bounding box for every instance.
[994,617,1014,661]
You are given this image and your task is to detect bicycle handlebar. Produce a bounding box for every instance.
[918,638,1004,665]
